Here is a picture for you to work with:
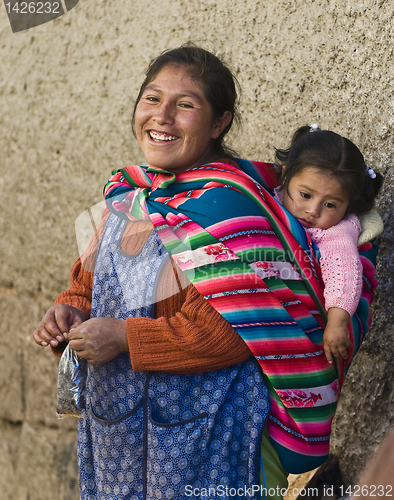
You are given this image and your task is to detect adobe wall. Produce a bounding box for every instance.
[0,0,393,497]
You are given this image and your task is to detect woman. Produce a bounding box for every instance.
[34,45,276,500]
[33,45,378,500]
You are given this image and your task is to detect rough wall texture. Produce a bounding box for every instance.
[0,0,393,497]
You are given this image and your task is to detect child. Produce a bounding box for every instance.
[274,125,383,363]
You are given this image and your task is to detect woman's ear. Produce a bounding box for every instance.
[211,111,232,139]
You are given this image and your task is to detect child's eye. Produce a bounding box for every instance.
[300,192,311,199]
[325,202,336,209]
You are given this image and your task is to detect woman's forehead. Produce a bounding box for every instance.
[145,64,206,94]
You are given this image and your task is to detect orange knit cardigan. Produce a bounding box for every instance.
[53,212,251,374]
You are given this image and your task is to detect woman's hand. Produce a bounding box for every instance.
[33,304,86,348]
[66,317,128,365]
[323,307,353,363]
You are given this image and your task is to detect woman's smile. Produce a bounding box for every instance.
[135,64,227,173]
[148,130,178,142]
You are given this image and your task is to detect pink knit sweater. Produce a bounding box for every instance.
[307,215,362,315]
[273,189,362,316]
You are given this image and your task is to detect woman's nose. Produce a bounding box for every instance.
[153,102,174,124]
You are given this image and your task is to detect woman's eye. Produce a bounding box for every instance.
[300,192,311,199]
[144,96,159,102]
[179,102,194,108]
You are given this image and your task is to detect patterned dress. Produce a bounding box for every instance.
[77,214,270,500]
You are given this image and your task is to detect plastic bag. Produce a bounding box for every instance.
[56,344,88,418]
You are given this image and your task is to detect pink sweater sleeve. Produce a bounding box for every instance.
[306,215,362,316]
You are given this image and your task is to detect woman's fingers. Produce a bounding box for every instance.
[67,318,127,365]
[53,306,73,336]
[33,305,86,347]
[67,308,86,332]
[32,327,51,347]
[33,308,64,346]
[66,328,90,359]
[34,314,126,362]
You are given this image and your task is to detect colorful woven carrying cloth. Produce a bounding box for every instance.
[104,160,378,474]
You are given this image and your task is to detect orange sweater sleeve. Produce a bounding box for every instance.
[54,213,251,372]
[54,258,93,320]
[54,210,110,318]
[127,284,251,374]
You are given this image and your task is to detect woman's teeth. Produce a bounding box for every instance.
[149,131,177,141]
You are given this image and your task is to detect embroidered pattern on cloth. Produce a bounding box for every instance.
[250,261,302,281]
[103,160,378,473]
[172,242,238,270]
[276,380,340,409]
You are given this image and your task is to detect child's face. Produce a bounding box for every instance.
[282,167,349,229]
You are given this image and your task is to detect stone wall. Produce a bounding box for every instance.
[0,0,393,497]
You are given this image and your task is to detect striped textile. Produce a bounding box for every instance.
[104,160,378,474]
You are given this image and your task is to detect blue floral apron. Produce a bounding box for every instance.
[77,214,270,500]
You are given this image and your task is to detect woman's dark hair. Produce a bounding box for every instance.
[132,43,241,159]
[275,125,384,216]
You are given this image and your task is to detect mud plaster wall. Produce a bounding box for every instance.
[0,0,393,498]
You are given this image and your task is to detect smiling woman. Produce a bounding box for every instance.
[134,64,231,173]
[132,44,239,165]
[33,44,281,500]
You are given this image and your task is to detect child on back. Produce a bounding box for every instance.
[274,125,383,363]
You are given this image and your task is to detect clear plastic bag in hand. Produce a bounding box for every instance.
[56,343,88,418]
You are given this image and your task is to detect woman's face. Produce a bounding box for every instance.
[135,64,230,173]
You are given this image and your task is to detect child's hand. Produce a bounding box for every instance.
[323,308,353,364]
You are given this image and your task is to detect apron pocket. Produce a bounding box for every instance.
[81,401,145,499]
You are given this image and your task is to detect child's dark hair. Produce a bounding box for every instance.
[275,125,384,216]
[132,42,241,160]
